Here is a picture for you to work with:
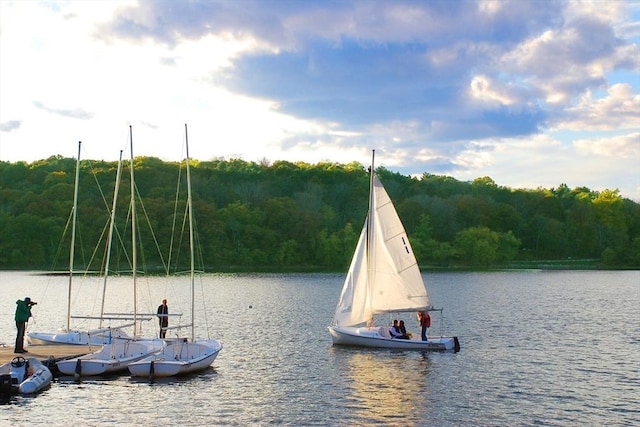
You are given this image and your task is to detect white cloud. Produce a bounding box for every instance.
[574,132,640,158]
[559,83,640,130]
[453,134,639,200]
[0,0,638,202]
[0,120,20,132]
[468,75,521,107]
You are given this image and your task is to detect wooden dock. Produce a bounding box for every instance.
[0,344,90,366]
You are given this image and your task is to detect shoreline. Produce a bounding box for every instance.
[1,263,639,275]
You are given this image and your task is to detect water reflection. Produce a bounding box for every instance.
[127,366,218,385]
[334,349,430,425]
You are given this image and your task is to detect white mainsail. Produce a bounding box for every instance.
[332,172,429,328]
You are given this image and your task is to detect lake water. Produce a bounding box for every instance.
[1,270,638,426]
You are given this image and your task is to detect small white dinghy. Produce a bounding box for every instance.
[0,356,53,395]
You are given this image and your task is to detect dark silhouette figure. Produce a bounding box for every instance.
[15,297,35,353]
[157,299,168,339]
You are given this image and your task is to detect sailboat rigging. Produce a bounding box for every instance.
[129,124,222,378]
[328,150,460,351]
[28,142,132,346]
[56,127,163,377]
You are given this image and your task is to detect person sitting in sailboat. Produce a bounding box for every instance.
[398,320,411,339]
[390,319,408,339]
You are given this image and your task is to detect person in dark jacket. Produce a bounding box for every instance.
[15,297,36,353]
[157,299,168,338]
[397,320,410,339]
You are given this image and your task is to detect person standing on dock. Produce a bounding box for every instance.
[157,298,169,339]
[15,297,36,353]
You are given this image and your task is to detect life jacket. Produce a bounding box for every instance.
[420,312,431,327]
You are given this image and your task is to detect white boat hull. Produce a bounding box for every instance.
[29,328,131,346]
[57,340,162,377]
[329,326,459,351]
[0,357,53,395]
[128,339,222,378]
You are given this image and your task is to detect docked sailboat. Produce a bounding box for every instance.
[57,127,162,377]
[328,150,460,351]
[29,142,131,346]
[129,125,222,379]
[28,325,130,346]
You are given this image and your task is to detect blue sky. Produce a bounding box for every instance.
[1,0,638,200]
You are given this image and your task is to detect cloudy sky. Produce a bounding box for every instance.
[1,0,639,200]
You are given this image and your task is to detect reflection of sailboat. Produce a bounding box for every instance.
[339,351,425,423]
[129,124,222,379]
[29,141,131,346]
[328,150,460,351]
[57,127,161,377]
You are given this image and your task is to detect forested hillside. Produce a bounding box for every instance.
[1,156,638,271]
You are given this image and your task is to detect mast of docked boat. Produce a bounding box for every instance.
[129,125,139,337]
[185,124,196,342]
[66,141,81,333]
[99,150,124,328]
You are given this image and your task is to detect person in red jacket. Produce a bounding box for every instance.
[417,310,431,341]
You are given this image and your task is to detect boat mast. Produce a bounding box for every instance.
[67,141,81,332]
[366,149,375,325]
[185,124,196,342]
[100,150,123,328]
[129,126,138,337]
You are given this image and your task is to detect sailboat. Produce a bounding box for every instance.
[28,141,131,346]
[129,124,222,379]
[57,127,162,377]
[328,150,460,351]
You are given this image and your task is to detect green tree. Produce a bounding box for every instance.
[1,156,638,271]
[454,227,499,265]
[453,226,520,266]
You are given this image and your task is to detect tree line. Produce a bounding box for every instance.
[0,155,638,272]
